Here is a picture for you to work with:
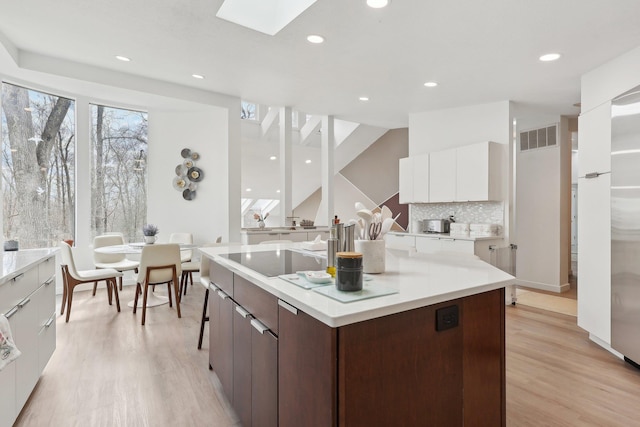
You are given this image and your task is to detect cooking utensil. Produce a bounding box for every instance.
[380,217,394,237]
[368,222,382,240]
[381,205,392,220]
[356,209,372,237]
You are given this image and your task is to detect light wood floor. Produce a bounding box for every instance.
[14,282,640,426]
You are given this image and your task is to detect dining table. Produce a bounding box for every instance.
[94,242,198,308]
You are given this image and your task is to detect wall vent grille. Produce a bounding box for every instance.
[520,125,557,151]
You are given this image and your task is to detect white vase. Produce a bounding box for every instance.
[258,220,265,229]
[144,235,157,244]
[355,239,386,273]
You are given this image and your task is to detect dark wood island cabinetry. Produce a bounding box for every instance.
[202,245,510,427]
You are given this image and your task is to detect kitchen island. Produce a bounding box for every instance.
[199,243,513,427]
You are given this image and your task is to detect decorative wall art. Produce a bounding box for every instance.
[173,148,204,200]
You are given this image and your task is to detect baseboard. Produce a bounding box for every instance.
[589,333,623,360]
[515,279,570,293]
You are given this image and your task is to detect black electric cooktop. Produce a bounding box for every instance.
[219,249,326,277]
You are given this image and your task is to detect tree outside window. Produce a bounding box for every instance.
[90,105,148,242]
[1,83,75,248]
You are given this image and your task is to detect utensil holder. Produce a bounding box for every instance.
[355,239,386,274]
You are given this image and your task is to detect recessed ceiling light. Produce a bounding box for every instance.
[246,188,252,192]
[539,53,561,62]
[24,107,32,112]
[115,55,131,62]
[367,0,390,8]
[359,97,369,101]
[276,190,281,193]
[424,81,438,87]
[270,156,277,160]
[192,74,205,79]
[307,34,324,44]
[305,159,312,164]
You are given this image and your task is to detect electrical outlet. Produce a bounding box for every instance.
[436,305,459,331]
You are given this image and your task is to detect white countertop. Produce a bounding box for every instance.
[199,242,514,327]
[242,227,330,235]
[0,248,58,285]
[388,231,503,242]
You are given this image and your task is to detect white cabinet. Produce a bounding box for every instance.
[413,154,430,202]
[577,173,611,343]
[401,142,503,204]
[456,141,501,201]
[384,233,416,249]
[243,230,330,245]
[399,157,413,204]
[579,103,611,176]
[0,254,56,427]
[399,154,429,203]
[414,235,502,263]
[429,149,456,202]
[0,362,16,427]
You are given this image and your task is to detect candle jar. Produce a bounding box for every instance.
[336,252,363,292]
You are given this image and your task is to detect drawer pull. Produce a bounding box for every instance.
[235,306,252,318]
[278,299,298,315]
[12,273,24,282]
[585,171,602,179]
[217,290,229,300]
[44,277,55,286]
[209,281,219,291]
[5,306,18,319]
[18,298,31,308]
[250,318,269,334]
[45,316,55,327]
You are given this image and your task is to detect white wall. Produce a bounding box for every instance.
[148,108,229,246]
[409,101,512,154]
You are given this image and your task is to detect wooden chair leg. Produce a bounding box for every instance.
[112,279,121,312]
[173,277,182,319]
[142,283,149,325]
[179,273,185,297]
[119,276,123,291]
[107,280,113,305]
[92,281,98,296]
[133,283,141,314]
[60,280,68,315]
[189,272,194,287]
[198,288,209,349]
[167,283,173,307]
[65,285,74,323]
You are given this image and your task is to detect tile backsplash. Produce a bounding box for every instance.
[409,201,504,233]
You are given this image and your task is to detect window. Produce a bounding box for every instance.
[90,104,148,241]
[1,83,75,248]
[241,101,257,120]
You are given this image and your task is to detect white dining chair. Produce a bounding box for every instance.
[93,234,139,291]
[59,241,123,323]
[133,243,182,325]
[169,232,193,262]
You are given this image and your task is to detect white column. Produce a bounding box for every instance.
[280,107,292,226]
[227,99,242,243]
[319,115,335,226]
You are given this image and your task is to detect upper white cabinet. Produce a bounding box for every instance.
[399,154,429,203]
[429,149,456,202]
[456,141,502,201]
[398,157,413,204]
[578,102,611,176]
[400,141,502,204]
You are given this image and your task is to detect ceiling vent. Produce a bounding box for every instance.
[520,125,557,151]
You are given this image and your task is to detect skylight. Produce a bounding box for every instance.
[216,0,318,36]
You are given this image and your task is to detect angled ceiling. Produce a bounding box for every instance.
[1,0,640,128]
